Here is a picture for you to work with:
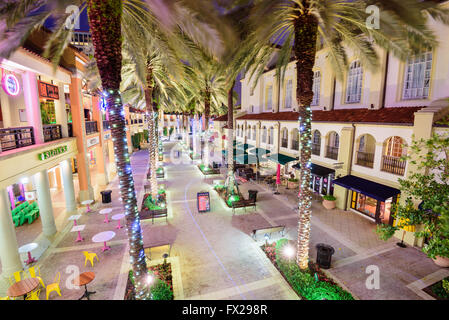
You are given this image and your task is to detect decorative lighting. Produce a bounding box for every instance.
[283,245,295,259]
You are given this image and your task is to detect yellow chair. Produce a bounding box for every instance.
[83,251,99,267]
[8,270,24,285]
[26,289,40,300]
[0,296,10,300]
[46,273,61,300]
[27,266,45,288]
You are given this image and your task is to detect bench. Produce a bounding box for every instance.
[146,210,168,224]
[251,225,286,241]
[231,199,256,215]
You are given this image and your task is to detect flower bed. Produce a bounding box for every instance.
[261,239,354,300]
[423,277,449,300]
[147,167,165,180]
[198,164,220,175]
[213,185,248,209]
[139,192,167,221]
[125,262,174,300]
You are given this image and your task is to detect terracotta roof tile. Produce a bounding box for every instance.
[213,114,228,121]
[236,107,425,124]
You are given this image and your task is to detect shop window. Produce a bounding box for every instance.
[40,100,56,124]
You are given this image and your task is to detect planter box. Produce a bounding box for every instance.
[198,164,220,175]
[140,193,168,223]
[322,199,336,210]
[147,169,165,179]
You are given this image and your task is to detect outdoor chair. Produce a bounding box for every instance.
[0,296,10,300]
[8,270,24,285]
[26,289,41,300]
[46,272,62,300]
[83,251,99,267]
[28,266,45,288]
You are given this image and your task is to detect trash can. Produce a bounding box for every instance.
[100,190,112,204]
[248,190,258,202]
[315,243,335,269]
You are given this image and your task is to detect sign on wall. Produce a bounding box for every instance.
[86,136,100,148]
[38,81,59,100]
[2,73,20,96]
[197,192,210,213]
[38,145,68,161]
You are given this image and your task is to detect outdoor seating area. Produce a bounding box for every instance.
[11,201,40,227]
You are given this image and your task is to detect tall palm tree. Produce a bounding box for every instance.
[0,0,235,299]
[244,0,449,270]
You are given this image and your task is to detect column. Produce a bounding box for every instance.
[0,188,22,278]
[54,82,69,138]
[60,159,76,214]
[69,76,94,202]
[33,170,57,237]
[334,126,355,210]
[92,95,109,186]
[274,122,280,154]
[22,71,44,144]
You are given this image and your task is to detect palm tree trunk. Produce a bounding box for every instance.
[294,6,318,270]
[145,63,158,199]
[87,0,148,299]
[203,85,211,166]
[226,80,236,197]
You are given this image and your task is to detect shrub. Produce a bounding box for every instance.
[323,195,336,201]
[288,178,298,182]
[151,279,173,300]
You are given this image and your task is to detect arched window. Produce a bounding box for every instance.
[356,134,376,168]
[266,85,273,110]
[384,136,406,158]
[268,126,274,145]
[285,80,293,109]
[326,132,339,160]
[346,60,363,103]
[281,128,288,148]
[252,126,256,140]
[312,71,321,106]
[312,130,321,155]
[382,136,407,175]
[291,129,299,150]
[262,126,267,143]
[246,125,251,139]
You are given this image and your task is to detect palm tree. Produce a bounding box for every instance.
[0,0,235,299]
[244,0,449,270]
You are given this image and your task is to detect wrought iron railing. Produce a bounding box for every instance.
[85,121,98,135]
[356,151,375,168]
[0,126,35,152]
[326,145,339,160]
[311,143,320,156]
[381,155,406,176]
[43,124,62,142]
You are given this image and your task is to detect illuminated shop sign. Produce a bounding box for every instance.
[38,145,68,161]
[38,81,59,100]
[2,74,20,96]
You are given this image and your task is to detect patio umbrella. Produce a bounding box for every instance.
[274,163,281,194]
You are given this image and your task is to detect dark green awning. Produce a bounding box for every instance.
[235,154,268,164]
[249,148,271,156]
[267,153,298,165]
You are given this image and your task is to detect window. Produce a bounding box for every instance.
[266,85,273,110]
[385,136,405,158]
[312,130,321,156]
[247,126,251,139]
[252,126,256,140]
[403,51,432,100]
[359,135,365,152]
[281,128,288,148]
[285,80,293,109]
[346,61,363,103]
[269,126,274,145]
[292,129,299,150]
[311,71,321,106]
[250,105,254,113]
[262,127,267,143]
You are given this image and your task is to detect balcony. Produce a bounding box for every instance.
[311,143,320,156]
[43,124,62,143]
[85,121,98,135]
[103,120,110,130]
[291,140,299,150]
[281,139,288,148]
[381,155,406,176]
[325,146,339,160]
[356,151,374,168]
[0,127,35,152]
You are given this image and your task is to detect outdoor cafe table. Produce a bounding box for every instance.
[81,200,94,213]
[68,214,82,226]
[92,231,116,252]
[71,225,86,242]
[99,208,113,223]
[111,213,125,229]
[73,271,96,300]
[7,278,40,300]
[18,243,38,265]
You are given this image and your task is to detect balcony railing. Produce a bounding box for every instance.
[381,155,406,176]
[281,139,288,148]
[311,143,320,156]
[356,151,375,168]
[85,121,98,135]
[291,140,299,150]
[103,120,110,130]
[0,126,35,152]
[326,145,339,160]
[138,119,143,124]
[43,124,62,143]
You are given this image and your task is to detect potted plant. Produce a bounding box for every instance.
[322,195,336,210]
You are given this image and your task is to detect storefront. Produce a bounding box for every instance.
[292,163,335,196]
[332,175,400,225]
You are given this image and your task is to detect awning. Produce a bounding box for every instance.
[249,148,271,156]
[235,154,267,165]
[236,143,254,153]
[292,163,335,177]
[222,148,248,157]
[267,153,298,165]
[332,175,400,201]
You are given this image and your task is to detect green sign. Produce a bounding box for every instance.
[38,145,68,161]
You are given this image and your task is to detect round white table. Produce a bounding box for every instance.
[111,213,125,229]
[81,200,94,213]
[92,231,116,252]
[71,225,86,242]
[68,214,82,226]
[99,208,113,223]
[18,243,38,265]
